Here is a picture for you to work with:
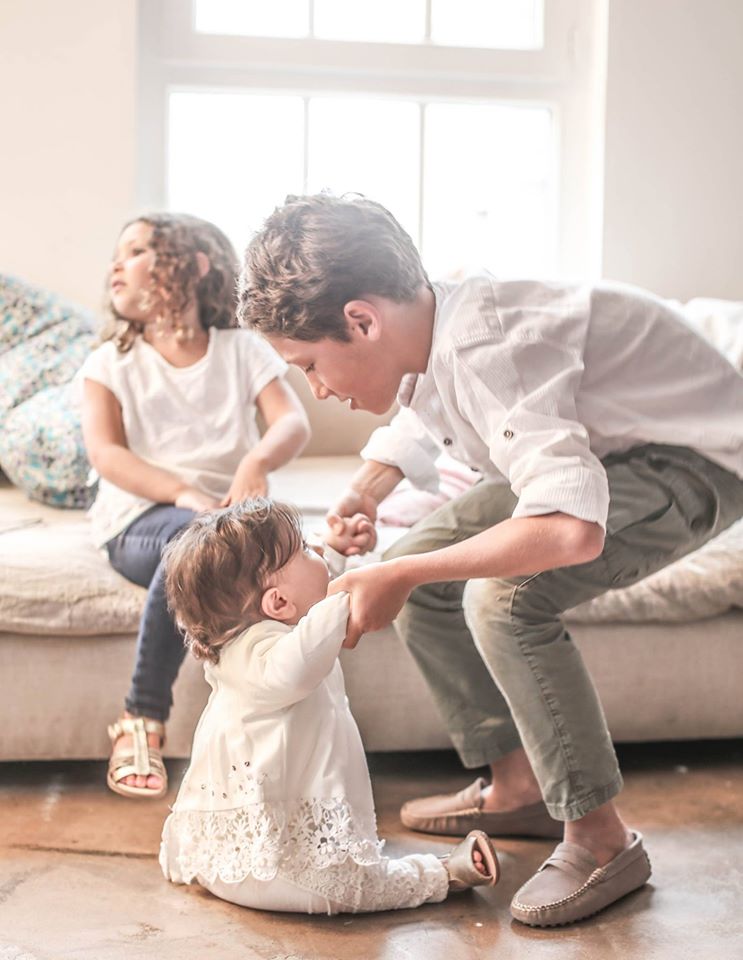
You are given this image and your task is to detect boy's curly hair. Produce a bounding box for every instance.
[238,193,429,342]
[163,499,304,664]
[104,212,239,352]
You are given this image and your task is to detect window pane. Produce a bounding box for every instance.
[423,103,555,279]
[194,0,309,39]
[168,92,305,255]
[431,0,543,49]
[313,0,425,44]
[307,98,421,245]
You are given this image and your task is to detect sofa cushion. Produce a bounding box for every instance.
[1,456,740,639]
[0,382,94,508]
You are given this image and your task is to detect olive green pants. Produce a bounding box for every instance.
[384,445,743,820]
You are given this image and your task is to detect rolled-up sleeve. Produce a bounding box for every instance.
[360,407,441,493]
[458,338,610,529]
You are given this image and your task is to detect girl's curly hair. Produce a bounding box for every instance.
[104,212,239,352]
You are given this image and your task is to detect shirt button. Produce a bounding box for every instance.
[503,429,514,439]
[443,437,452,446]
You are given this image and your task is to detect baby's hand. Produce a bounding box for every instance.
[325,512,378,556]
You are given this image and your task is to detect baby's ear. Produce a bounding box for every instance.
[260,586,296,623]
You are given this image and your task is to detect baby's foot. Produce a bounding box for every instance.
[445,830,500,892]
[472,847,487,876]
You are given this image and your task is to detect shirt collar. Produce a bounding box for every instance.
[395,281,445,410]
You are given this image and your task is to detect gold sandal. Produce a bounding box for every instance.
[107,716,168,799]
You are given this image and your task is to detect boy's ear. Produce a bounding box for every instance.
[343,300,382,341]
[260,586,296,623]
[195,251,211,280]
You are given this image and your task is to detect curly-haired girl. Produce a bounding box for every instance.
[80,213,310,800]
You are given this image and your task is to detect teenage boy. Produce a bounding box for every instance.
[238,193,743,926]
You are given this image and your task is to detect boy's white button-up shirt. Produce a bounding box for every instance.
[361,275,743,530]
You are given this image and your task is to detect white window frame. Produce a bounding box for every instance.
[137,0,607,277]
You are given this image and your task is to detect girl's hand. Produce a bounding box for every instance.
[220,457,269,506]
[175,487,220,512]
[325,487,379,555]
[326,512,378,556]
[328,560,413,648]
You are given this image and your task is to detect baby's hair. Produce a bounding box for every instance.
[238,192,429,342]
[104,212,239,352]
[163,498,304,664]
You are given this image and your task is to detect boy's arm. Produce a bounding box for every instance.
[221,377,310,505]
[248,593,350,709]
[328,512,604,648]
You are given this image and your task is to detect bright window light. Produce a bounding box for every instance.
[313,0,426,44]
[194,0,544,49]
[167,92,556,278]
[423,103,556,277]
[306,98,421,244]
[430,0,543,49]
[168,92,305,255]
[194,0,309,38]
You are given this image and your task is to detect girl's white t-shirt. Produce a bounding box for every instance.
[80,327,287,546]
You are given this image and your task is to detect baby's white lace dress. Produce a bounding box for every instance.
[160,594,447,911]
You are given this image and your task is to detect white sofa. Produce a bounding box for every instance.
[2,294,743,762]
[2,442,742,763]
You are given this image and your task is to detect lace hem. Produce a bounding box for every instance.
[161,797,383,886]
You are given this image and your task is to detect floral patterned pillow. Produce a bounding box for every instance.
[0,275,98,506]
[0,273,96,353]
[0,313,96,420]
[0,382,94,508]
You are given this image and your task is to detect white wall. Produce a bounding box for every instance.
[602,0,743,300]
[0,0,138,312]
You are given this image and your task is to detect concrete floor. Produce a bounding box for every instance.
[1,741,742,960]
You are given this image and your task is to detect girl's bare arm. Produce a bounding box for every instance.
[222,377,310,504]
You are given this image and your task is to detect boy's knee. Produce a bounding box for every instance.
[463,578,515,630]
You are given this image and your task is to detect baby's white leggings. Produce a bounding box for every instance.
[201,853,449,915]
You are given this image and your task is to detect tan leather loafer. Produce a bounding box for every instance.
[401,776,564,839]
[511,831,652,927]
[444,830,500,892]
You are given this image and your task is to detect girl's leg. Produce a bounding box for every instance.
[106,504,196,789]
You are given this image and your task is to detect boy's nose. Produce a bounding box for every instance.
[308,376,331,401]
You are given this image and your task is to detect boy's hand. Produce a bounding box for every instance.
[220,457,269,506]
[175,487,220,513]
[325,512,378,556]
[328,561,413,648]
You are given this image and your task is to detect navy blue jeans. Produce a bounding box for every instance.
[107,505,196,722]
